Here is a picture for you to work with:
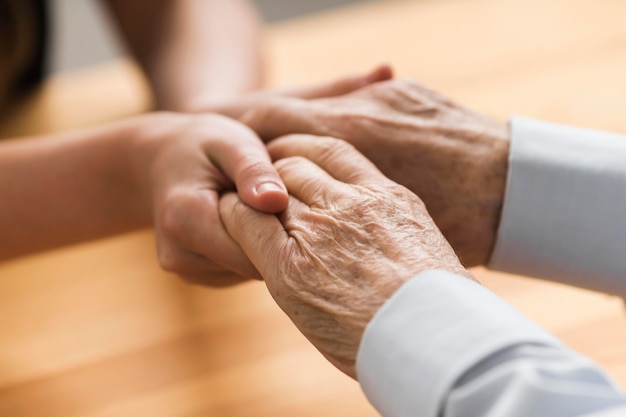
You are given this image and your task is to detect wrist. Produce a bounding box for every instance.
[451,118,510,267]
[126,112,186,224]
[481,123,510,264]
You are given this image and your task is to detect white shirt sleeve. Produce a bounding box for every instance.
[356,270,626,417]
[489,117,626,295]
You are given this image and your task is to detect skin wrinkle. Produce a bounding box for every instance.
[334,112,497,166]
[275,156,339,207]
[287,187,451,311]
[221,133,477,377]
[384,86,439,115]
[300,139,353,172]
[224,80,515,377]
[281,222,341,301]
[282,195,404,315]
[356,125,503,265]
[287,196,461,372]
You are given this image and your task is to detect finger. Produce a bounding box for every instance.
[219,192,288,279]
[179,270,249,288]
[269,135,387,186]
[157,242,250,287]
[283,64,394,100]
[274,156,351,207]
[240,65,393,142]
[201,115,289,213]
[157,188,261,280]
[240,97,327,142]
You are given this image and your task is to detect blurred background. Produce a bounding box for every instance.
[3,1,626,416]
[49,0,378,72]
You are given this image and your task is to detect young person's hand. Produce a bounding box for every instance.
[134,113,289,285]
[0,112,287,287]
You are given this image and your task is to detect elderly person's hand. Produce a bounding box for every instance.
[242,79,509,266]
[220,135,470,377]
[196,65,393,119]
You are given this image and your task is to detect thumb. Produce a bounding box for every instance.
[219,192,287,279]
[208,116,289,213]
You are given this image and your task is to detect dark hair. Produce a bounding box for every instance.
[0,0,48,110]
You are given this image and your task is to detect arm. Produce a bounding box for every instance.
[219,135,626,416]
[489,117,626,294]
[102,0,263,112]
[102,0,395,117]
[0,112,288,284]
[359,271,626,417]
[0,118,149,257]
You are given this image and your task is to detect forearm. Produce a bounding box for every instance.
[489,117,626,294]
[104,0,263,112]
[446,344,626,417]
[357,271,626,417]
[0,118,150,259]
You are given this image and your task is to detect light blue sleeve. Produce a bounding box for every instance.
[356,271,626,417]
[489,117,626,295]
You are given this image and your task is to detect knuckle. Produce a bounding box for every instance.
[371,78,444,114]
[241,98,282,125]
[396,78,450,105]
[278,133,318,142]
[367,78,404,93]
[315,136,357,161]
[395,78,421,89]
[321,135,355,150]
[274,156,307,176]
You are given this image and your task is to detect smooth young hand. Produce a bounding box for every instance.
[133,113,288,285]
[0,112,287,287]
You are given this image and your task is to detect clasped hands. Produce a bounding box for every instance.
[152,70,509,377]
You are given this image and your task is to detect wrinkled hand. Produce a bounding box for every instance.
[220,135,470,377]
[243,79,510,266]
[132,112,288,286]
[193,65,393,119]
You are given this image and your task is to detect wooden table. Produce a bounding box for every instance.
[1,0,625,415]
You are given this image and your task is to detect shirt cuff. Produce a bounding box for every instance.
[489,116,626,294]
[356,270,561,417]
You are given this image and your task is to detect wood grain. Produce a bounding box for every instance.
[0,0,625,415]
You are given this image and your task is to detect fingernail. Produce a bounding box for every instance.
[256,182,284,195]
